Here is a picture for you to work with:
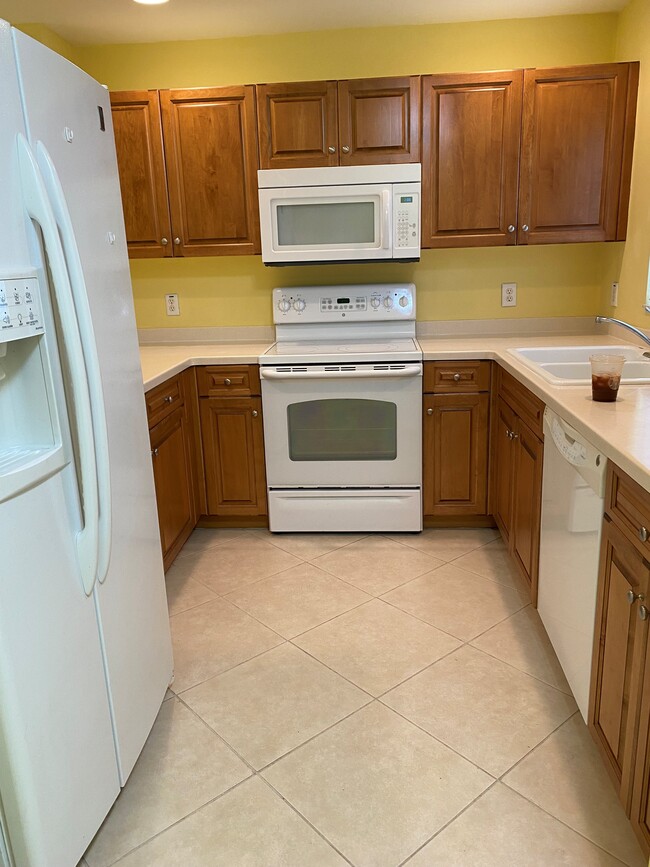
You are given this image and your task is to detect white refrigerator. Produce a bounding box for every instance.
[0,22,173,867]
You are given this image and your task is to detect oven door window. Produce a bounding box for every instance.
[276,200,378,249]
[287,398,397,461]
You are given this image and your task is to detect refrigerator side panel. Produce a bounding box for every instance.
[12,30,173,782]
[0,21,121,867]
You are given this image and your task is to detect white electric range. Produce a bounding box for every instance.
[259,284,423,532]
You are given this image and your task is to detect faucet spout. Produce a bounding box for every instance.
[595,316,650,348]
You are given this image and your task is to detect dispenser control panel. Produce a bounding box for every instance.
[0,277,44,343]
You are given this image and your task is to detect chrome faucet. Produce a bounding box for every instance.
[595,315,650,352]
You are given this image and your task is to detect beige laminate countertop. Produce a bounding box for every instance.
[139,333,650,494]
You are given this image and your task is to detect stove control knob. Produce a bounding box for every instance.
[370,296,381,309]
[293,298,306,312]
[398,295,409,308]
[277,298,291,313]
[383,296,394,309]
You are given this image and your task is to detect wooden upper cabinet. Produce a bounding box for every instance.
[110,91,172,258]
[519,62,639,244]
[256,81,339,169]
[337,76,420,165]
[256,76,420,169]
[421,70,523,248]
[160,85,260,256]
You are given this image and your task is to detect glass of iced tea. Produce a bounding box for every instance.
[589,354,626,402]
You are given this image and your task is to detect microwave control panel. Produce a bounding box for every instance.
[0,276,44,343]
[393,185,420,254]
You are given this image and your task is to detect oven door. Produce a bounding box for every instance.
[260,363,422,487]
[259,184,393,264]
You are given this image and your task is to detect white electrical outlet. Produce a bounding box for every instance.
[165,293,180,316]
[501,282,517,307]
[611,282,619,307]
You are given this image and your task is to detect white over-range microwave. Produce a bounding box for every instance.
[258,163,421,265]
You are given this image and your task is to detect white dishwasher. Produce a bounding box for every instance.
[538,408,607,722]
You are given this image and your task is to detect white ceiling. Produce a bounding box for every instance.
[0,0,628,46]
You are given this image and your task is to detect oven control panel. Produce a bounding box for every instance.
[273,284,415,322]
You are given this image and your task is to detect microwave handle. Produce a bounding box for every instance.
[381,190,391,250]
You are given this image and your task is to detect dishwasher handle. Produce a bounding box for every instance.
[260,364,422,381]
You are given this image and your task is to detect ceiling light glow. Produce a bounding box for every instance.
[133,0,170,5]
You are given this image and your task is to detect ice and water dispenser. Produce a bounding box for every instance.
[0,274,64,502]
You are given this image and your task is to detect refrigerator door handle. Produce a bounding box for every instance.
[17,133,100,596]
[35,142,112,586]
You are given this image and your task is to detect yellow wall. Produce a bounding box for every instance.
[606,0,650,327]
[15,23,78,63]
[51,13,632,328]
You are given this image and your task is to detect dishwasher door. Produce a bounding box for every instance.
[538,408,607,721]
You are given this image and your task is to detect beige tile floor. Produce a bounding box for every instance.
[84,528,647,867]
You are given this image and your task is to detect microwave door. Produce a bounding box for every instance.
[259,184,393,263]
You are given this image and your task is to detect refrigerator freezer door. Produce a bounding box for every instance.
[0,21,120,866]
[13,31,173,782]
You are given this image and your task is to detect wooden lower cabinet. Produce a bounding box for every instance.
[147,372,198,570]
[423,361,491,522]
[589,465,650,858]
[490,372,544,601]
[199,396,267,517]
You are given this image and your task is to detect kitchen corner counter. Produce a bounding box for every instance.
[419,333,650,495]
[139,342,273,392]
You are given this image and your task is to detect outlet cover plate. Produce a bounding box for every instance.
[165,293,180,316]
[501,282,517,307]
[611,282,619,307]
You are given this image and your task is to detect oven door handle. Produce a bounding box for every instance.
[260,365,422,381]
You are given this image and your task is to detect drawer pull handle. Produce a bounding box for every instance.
[453,373,461,382]
[640,605,649,622]
[224,378,232,386]
[627,590,645,605]
[426,407,433,416]
[164,395,173,403]
[252,410,258,418]
[639,526,648,542]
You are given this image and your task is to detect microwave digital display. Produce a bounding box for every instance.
[400,196,413,203]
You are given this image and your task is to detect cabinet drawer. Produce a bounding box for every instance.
[197,365,261,397]
[607,464,650,556]
[146,375,183,427]
[424,360,491,393]
[498,367,544,437]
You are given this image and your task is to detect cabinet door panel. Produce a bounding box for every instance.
[422,71,522,248]
[492,397,517,542]
[160,86,260,256]
[256,81,338,169]
[511,420,543,601]
[200,397,267,516]
[590,518,650,806]
[631,617,650,857]
[150,406,196,568]
[338,77,420,165]
[424,393,489,516]
[519,63,634,244]
[110,91,172,258]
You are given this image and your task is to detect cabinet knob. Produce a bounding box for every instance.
[224,378,232,386]
[252,410,258,417]
[161,237,168,245]
[522,224,529,232]
[173,237,181,245]
[164,395,173,403]
[640,605,649,621]
[453,373,462,382]
[511,432,519,440]
[151,447,159,458]
[507,225,515,233]
[639,526,648,542]
[627,590,645,605]
[328,146,336,154]
[426,407,433,415]
[342,145,350,153]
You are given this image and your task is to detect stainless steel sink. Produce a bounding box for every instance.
[508,345,650,385]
